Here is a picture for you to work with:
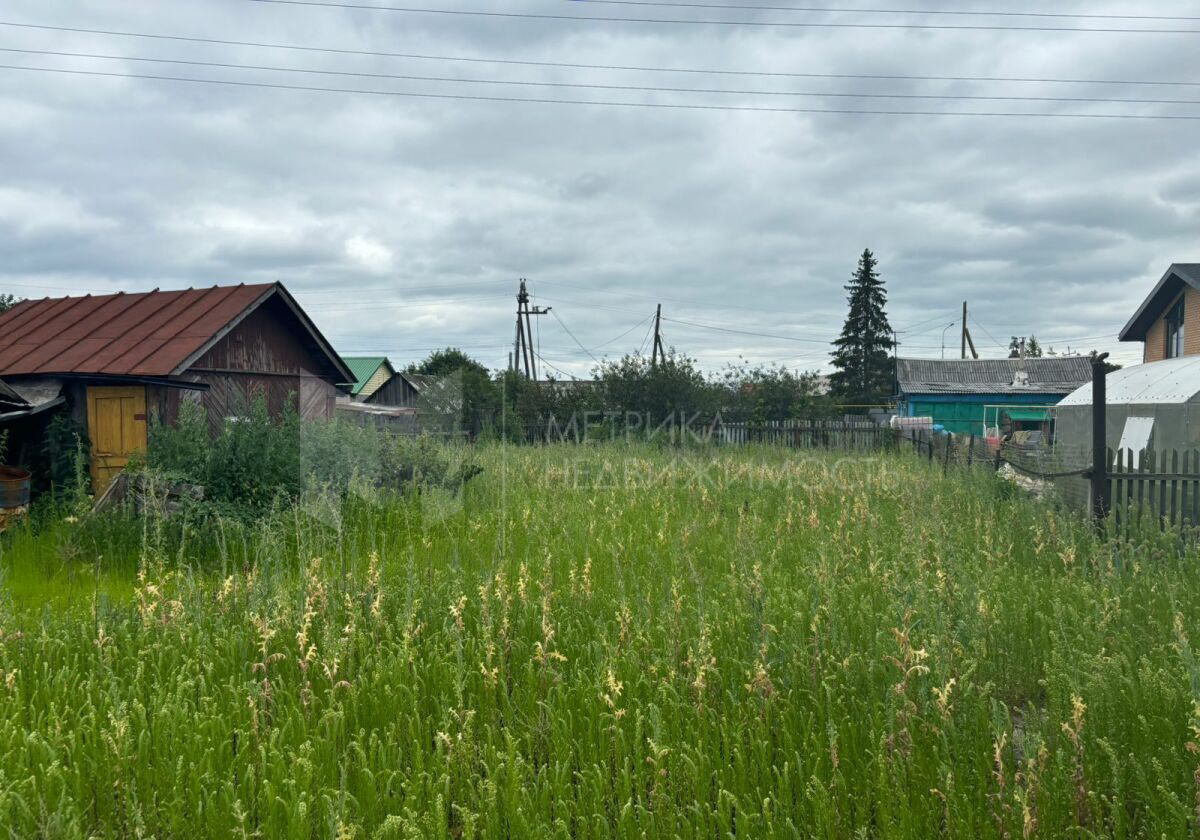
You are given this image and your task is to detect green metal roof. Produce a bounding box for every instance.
[1004,408,1051,422]
[342,356,391,395]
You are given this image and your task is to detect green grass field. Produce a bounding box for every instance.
[0,444,1198,838]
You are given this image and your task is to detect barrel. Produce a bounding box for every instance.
[0,467,31,509]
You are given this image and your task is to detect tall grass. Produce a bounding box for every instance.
[0,443,1198,837]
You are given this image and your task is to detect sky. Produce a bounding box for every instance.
[2,0,1198,377]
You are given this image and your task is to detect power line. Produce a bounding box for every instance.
[5,21,1200,89]
[304,294,510,311]
[570,1,1200,23]
[591,313,655,350]
[245,0,1200,34]
[969,315,1008,350]
[550,308,601,363]
[533,349,583,380]
[662,315,834,343]
[9,63,1200,121]
[895,309,963,333]
[296,277,513,300]
[637,316,657,355]
[17,47,1200,106]
[540,279,840,321]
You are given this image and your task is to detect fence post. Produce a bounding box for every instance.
[1090,353,1111,522]
[967,434,975,468]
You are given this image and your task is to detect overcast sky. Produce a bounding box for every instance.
[2,0,1197,376]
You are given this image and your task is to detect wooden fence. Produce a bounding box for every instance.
[1107,448,1200,531]
[903,431,1200,534]
[904,429,1003,473]
[717,419,897,451]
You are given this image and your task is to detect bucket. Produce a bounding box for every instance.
[0,467,32,509]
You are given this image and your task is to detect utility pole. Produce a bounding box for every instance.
[514,279,551,381]
[960,301,979,360]
[651,304,665,368]
[961,301,968,360]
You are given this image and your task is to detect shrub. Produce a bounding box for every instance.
[143,398,478,516]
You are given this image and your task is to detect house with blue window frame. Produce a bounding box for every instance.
[895,356,1094,436]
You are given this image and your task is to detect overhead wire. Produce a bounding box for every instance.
[12,64,1200,120]
[568,1,1200,22]
[550,309,602,363]
[21,47,1200,106]
[245,0,1200,35]
[662,315,837,343]
[6,21,1200,88]
[533,349,583,380]
[969,315,1009,350]
[590,313,656,350]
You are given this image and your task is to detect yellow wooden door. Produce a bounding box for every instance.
[86,386,148,494]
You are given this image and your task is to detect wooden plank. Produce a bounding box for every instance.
[1182,450,1191,529]
[1170,450,1180,528]
[1108,448,1118,535]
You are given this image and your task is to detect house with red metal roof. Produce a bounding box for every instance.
[0,282,353,492]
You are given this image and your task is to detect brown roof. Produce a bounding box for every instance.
[0,283,353,381]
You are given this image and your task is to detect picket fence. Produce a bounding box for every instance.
[717,419,896,451]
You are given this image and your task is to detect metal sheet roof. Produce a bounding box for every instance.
[0,283,353,382]
[401,372,439,392]
[897,356,1094,396]
[342,356,392,395]
[1059,356,1200,406]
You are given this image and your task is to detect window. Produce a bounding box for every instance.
[1166,297,1186,358]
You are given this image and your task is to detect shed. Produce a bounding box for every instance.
[342,356,396,401]
[364,371,449,410]
[896,356,1093,435]
[0,282,352,492]
[1055,356,1200,453]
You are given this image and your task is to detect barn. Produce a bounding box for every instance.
[0,282,353,492]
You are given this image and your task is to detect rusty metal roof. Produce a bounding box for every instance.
[0,283,353,382]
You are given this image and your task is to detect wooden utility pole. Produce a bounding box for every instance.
[651,304,666,368]
[960,301,979,359]
[514,279,551,380]
[961,301,968,360]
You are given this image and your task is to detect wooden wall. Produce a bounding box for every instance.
[364,374,419,408]
[166,297,343,433]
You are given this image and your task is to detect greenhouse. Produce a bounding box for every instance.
[1055,356,1200,454]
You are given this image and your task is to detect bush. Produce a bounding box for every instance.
[144,399,478,516]
[147,397,301,510]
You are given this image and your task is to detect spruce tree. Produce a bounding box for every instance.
[829,249,894,408]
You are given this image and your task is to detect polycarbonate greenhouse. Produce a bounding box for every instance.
[1055,356,1200,454]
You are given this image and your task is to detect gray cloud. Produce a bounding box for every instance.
[1,0,1196,374]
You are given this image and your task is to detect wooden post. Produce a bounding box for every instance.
[1090,353,1111,522]
[967,433,975,468]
